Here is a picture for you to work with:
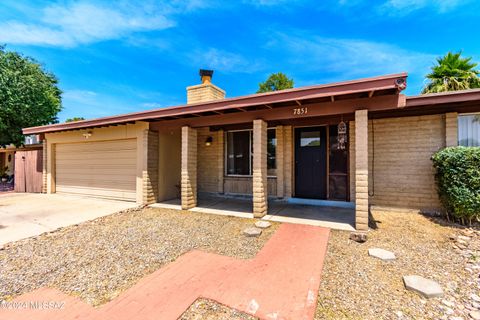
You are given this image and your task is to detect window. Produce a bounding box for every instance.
[458,114,480,147]
[226,129,276,176]
[300,130,321,147]
[267,129,277,176]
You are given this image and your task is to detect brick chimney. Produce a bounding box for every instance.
[186,69,225,104]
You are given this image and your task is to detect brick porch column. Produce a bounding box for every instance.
[355,109,369,231]
[445,112,458,147]
[141,130,159,205]
[253,119,268,217]
[181,126,197,210]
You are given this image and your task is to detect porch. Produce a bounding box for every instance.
[151,194,355,231]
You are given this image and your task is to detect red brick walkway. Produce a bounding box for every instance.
[0,223,329,320]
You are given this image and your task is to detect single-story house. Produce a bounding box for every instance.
[23,70,480,231]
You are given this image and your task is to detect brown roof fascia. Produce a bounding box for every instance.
[406,89,480,107]
[23,72,407,134]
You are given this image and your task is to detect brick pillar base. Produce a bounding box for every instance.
[253,119,268,217]
[355,110,369,231]
[181,126,197,210]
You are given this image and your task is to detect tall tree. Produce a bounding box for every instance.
[257,72,294,93]
[423,51,480,94]
[0,46,62,146]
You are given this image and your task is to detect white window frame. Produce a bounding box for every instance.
[458,112,480,147]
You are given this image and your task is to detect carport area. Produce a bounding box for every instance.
[0,193,137,246]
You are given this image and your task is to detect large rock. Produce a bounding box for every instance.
[368,248,396,261]
[403,275,443,298]
[255,221,271,229]
[243,227,262,237]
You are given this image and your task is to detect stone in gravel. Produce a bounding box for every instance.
[243,227,262,237]
[255,221,272,229]
[471,302,480,310]
[470,310,480,320]
[349,231,367,243]
[442,300,455,308]
[403,275,443,298]
[458,235,471,242]
[450,317,464,320]
[471,294,480,303]
[368,248,396,261]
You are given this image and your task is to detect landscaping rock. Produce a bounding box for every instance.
[368,248,396,261]
[403,275,443,298]
[243,227,262,237]
[349,231,367,243]
[470,310,480,320]
[254,221,272,229]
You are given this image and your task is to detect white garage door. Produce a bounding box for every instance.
[55,139,136,201]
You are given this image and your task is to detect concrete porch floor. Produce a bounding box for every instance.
[151,195,355,231]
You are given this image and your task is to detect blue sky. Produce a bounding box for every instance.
[1,0,479,122]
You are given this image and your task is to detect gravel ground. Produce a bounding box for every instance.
[316,208,480,320]
[180,299,257,320]
[0,207,278,306]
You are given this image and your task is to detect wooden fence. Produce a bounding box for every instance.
[14,149,43,193]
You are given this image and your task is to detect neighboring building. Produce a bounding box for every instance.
[23,70,480,231]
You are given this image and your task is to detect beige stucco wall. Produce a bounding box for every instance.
[351,114,446,210]
[158,129,181,201]
[44,122,149,204]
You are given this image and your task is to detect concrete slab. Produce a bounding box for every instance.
[243,227,262,237]
[403,275,443,298]
[255,221,271,229]
[152,195,355,231]
[0,193,137,246]
[368,248,396,261]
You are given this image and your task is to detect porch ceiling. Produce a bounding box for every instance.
[23,73,407,134]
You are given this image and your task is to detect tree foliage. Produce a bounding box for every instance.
[0,46,62,146]
[66,117,85,122]
[423,51,480,94]
[257,72,294,93]
[431,147,480,225]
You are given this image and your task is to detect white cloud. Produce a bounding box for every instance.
[264,31,436,92]
[269,32,434,77]
[189,48,264,73]
[0,1,208,47]
[379,0,471,15]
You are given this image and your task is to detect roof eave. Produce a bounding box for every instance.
[23,72,408,135]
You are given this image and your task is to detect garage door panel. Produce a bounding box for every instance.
[56,140,136,153]
[56,158,136,166]
[56,151,136,161]
[55,139,137,201]
[56,186,136,201]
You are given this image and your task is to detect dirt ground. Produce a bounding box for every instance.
[316,208,480,320]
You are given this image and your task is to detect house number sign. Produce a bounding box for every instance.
[293,107,308,115]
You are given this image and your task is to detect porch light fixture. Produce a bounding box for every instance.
[205,136,213,146]
[82,131,92,139]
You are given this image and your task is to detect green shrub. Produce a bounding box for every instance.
[431,147,480,225]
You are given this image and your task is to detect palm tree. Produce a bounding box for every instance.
[422,52,480,94]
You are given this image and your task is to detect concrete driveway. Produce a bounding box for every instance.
[0,193,137,246]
